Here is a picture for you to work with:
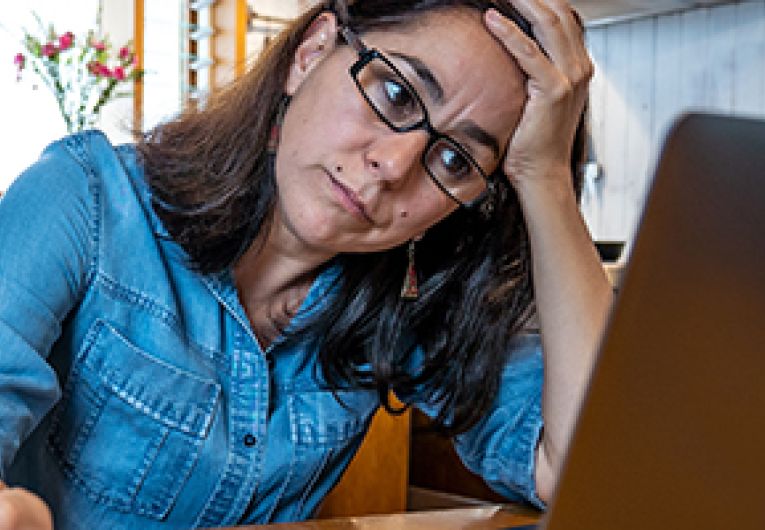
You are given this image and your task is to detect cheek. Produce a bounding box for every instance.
[275,180,338,243]
[405,186,459,233]
[284,72,372,153]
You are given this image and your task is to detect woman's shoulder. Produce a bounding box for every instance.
[40,129,118,172]
[1,131,116,234]
[21,130,143,203]
[50,130,144,187]
[3,131,178,277]
[43,130,164,229]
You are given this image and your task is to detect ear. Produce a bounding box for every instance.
[285,12,339,96]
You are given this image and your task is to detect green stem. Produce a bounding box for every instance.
[30,60,72,131]
[92,78,117,116]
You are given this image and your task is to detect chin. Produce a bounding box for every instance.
[284,205,346,248]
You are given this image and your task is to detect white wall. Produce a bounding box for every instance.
[245,0,313,61]
[0,1,184,191]
[142,1,182,130]
[100,0,136,145]
[583,0,765,243]
[0,1,99,189]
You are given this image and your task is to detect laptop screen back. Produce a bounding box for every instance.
[544,113,765,530]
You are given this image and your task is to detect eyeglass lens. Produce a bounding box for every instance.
[355,56,488,204]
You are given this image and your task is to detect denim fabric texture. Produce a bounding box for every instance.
[0,131,545,529]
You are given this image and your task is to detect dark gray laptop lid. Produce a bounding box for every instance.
[542,113,765,530]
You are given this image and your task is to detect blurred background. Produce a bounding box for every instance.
[2,0,764,247]
[1,0,764,517]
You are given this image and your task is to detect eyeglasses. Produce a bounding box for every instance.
[340,26,495,207]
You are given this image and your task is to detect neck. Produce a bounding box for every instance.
[236,210,336,299]
[232,213,335,347]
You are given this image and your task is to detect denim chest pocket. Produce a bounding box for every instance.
[47,320,220,520]
[286,389,377,517]
[291,390,376,447]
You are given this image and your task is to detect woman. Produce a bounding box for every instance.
[0,0,612,528]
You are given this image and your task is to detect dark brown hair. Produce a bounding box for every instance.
[137,7,327,271]
[138,0,587,434]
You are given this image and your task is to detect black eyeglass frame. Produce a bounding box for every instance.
[340,26,497,209]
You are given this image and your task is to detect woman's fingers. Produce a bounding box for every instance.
[541,0,587,46]
[543,0,594,86]
[509,0,578,75]
[485,8,566,98]
[0,486,53,530]
[491,0,593,90]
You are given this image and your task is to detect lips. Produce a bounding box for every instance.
[324,169,373,223]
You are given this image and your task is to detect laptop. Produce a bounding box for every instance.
[514,112,765,530]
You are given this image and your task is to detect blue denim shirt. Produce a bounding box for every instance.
[0,131,544,529]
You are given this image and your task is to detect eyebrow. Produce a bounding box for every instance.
[387,50,501,160]
[455,121,501,160]
[388,51,444,102]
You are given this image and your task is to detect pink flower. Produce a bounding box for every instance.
[41,42,58,58]
[13,53,25,70]
[112,66,126,81]
[92,40,106,52]
[58,31,74,50]
[118,46,130,60]
[86,61,111,77]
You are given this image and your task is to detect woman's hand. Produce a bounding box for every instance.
[485,0,592,190]
[0,481,53,530]
[486,1,613,504]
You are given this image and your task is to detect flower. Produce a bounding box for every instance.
[14,14,144,133]
[13,53,25,81]
[58,31,74,50]
[85,61,114,78]
[41,42,58,57]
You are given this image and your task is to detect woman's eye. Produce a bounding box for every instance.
[382,78,414,109]
[438,147,472,179]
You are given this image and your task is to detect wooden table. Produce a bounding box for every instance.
[218,505,541,529]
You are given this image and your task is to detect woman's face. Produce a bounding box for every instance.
[274,8,526,258]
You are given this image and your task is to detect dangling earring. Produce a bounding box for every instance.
[400,239,419,300]
[268,95,291,155]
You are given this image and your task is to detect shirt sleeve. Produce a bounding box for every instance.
[409,333,545,509]
[0,136,96,478]
[452,333,545,508]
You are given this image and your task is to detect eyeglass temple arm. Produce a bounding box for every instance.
[339,26,366,54]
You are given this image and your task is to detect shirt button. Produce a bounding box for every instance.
[243,434,257,447]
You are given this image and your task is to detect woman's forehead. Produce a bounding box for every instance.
[362,10,524,92]
[360,10,526,132]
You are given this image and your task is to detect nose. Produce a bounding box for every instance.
[364,129,430,186]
